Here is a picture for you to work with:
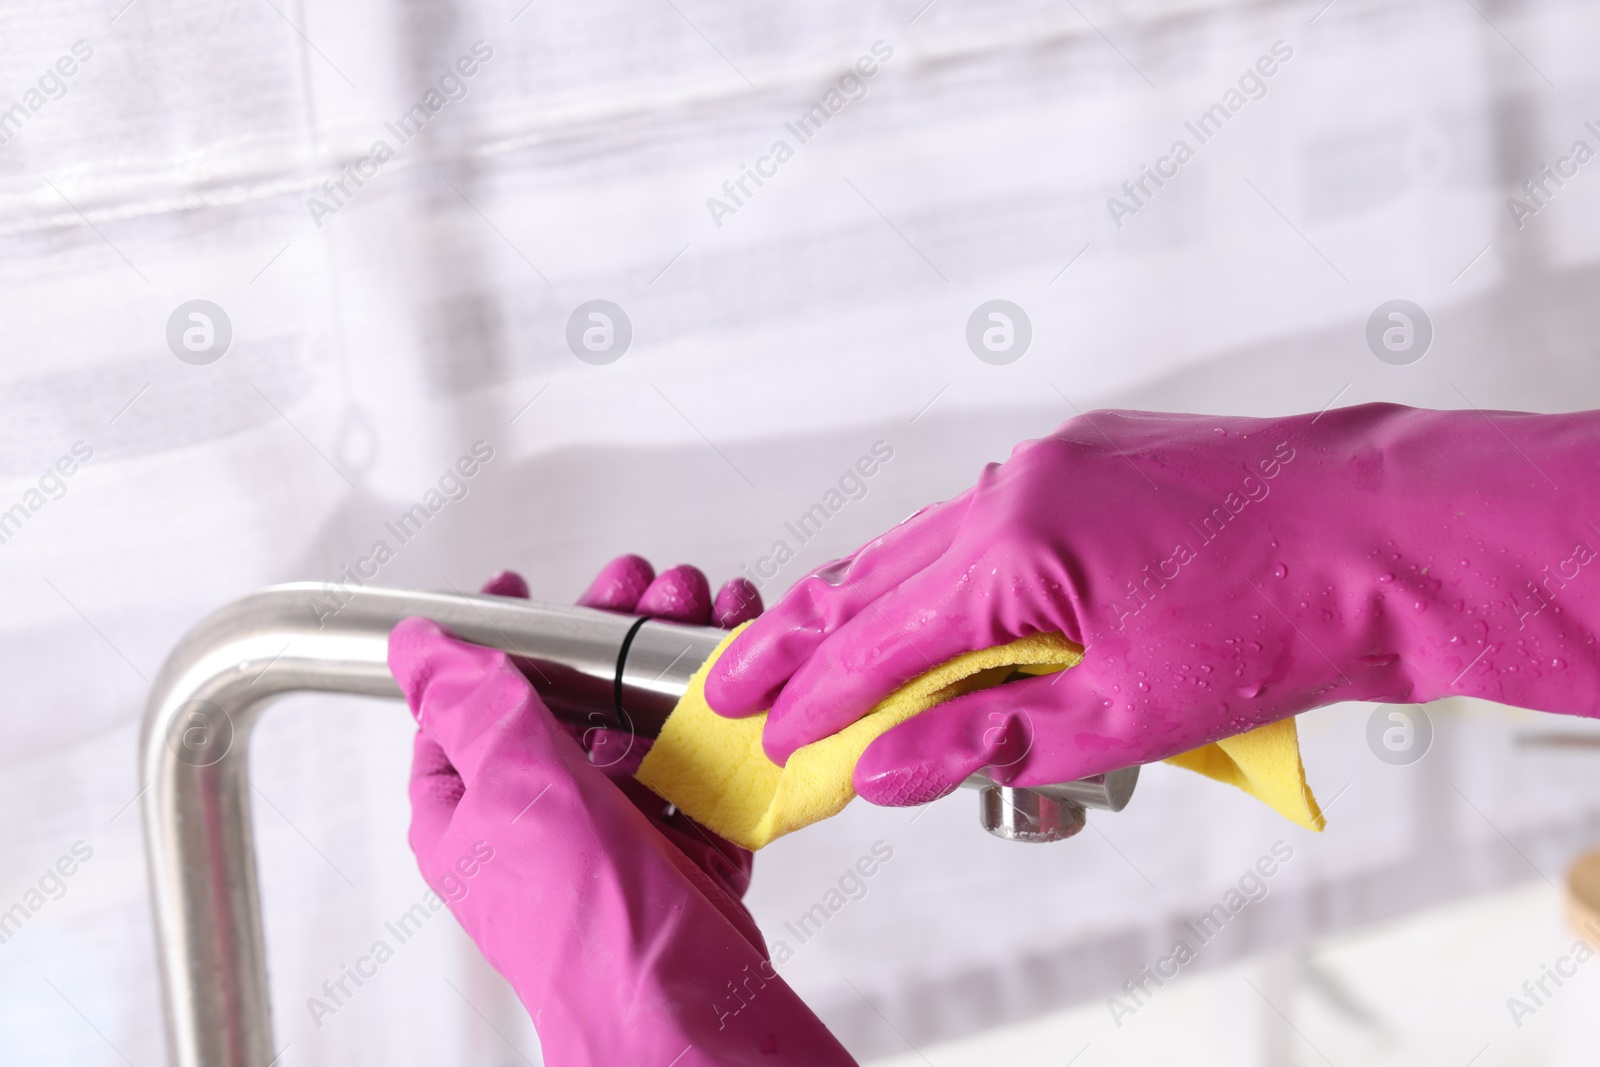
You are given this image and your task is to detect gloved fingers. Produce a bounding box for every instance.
[614,777,755,899]
[389,616,574,783]
[662,813,757,901]
[654,821,763,949]
[635,564,713,623]
[479,570,530,598]
[711,577,763,629]
[407,731,464,857]
[489,558,747,766]
[625,780,766,952]
[505,556,759,628]
[578,553,656,612]
[705,487,976,719]
[757,551,1019,765]
[853,667,1116,806]
[652,819,770,957]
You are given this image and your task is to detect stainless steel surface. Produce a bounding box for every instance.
[960,766,1137,844]
[140,583,1138,1066]
[979,785,1088,843]
[139,583,719,1067]
[1030,766,1139,812]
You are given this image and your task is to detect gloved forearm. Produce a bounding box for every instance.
[704,403,1600,803]
[397,560,855,1066]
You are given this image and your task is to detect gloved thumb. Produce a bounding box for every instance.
[388,616,575,784]
[407,730,463,859]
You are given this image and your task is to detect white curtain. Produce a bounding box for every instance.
[5,0,1600,1062]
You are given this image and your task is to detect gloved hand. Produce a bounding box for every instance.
[394,558,855,1066]
[482,555,763,773]
[704,403,1600,806]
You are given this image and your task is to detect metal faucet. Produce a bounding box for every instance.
[139,583,1136,1067]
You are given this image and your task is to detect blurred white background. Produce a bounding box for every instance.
[5,0,1600,1063]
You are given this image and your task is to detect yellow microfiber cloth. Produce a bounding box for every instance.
[636,624,1324,849]
[1164,717,1324,833]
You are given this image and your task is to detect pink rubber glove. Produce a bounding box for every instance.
[483,554,762,631]
[705,404,1600,806]
[394,562,853,1066]
[485,556,762,770]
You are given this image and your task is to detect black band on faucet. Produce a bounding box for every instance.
[613,614,652,731]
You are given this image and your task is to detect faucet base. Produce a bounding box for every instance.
[979,785,1088,843]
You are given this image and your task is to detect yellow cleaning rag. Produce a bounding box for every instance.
[636,624,1324,850]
